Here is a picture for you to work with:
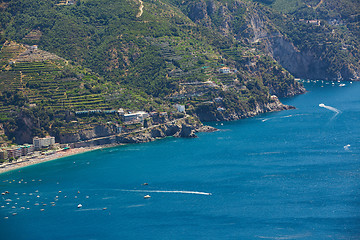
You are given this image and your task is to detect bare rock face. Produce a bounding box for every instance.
[195,125,218,133]
[246,7,360,81]
[6,115,34,145]
[187,0,212,26]
[150,128,166,138]
[174,124,197,138]
[117,132,153,144]
[59,125,116,143]
[195,97,295,122]
[116,117,204,144]
[163,124,180,136]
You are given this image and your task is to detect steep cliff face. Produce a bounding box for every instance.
[5,115,34,145]
[180,0,360,81]
[246,6,360,81]
[187,0,213,27]
[247,10,331,80]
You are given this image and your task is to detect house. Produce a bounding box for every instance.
[29,45,38,50]
[118,108,125,116]
[174,104,185,113]
[270,95,278,101]
[219,67,230,74]
[33,136,56,150]
[214,97,223,103]
[307,20,321,25]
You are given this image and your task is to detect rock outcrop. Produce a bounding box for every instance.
[59,125,116,144]
[246,7,360,81]
[116,117,211,144]
[195,97,295,122]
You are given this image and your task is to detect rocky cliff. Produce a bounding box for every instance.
[58,125,116,144]
[56,116,217,147]
[247,9,331,80]
[180,0,360,81]
[246,6,360,81]
[195,96,294,122]
[116,117,217,144]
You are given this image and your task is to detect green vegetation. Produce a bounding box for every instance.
[8,0,359,145]
[249,0,360,78]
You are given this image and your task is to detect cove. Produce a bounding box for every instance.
[1,81,360,239]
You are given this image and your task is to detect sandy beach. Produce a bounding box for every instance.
[0,144,119,175]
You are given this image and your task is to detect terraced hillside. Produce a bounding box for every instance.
[0,0,308,145]
[0,42,108,113]
[0,42,169,144]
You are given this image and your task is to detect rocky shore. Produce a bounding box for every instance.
[0,117,217,174]
[116,116,217,144]
[196,97,296,122]
[0,99,293,174]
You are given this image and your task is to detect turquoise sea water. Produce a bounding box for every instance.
[1,81,360,239]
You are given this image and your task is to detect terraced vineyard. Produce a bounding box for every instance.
[0,42,115,118]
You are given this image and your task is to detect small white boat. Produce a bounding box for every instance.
[144,195,151,199]
[77,204,82,208]
[339,83,345,87]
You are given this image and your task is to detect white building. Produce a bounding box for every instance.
[174,104,185,113]
[219,67,230,74]
[33,136,56,150]
[123,111,149,122]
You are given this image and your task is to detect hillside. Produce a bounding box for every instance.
[0,0,336,145]
[165,0,360,80]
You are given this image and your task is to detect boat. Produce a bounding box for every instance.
[77,204,82,208]
[144,195,151,199]
[339,83,346,87]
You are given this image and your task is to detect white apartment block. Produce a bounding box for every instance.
[33,136,56,150]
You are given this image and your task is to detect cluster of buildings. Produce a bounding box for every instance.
[0,145,34,161]
[0,136,56,161]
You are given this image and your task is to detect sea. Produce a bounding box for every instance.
[1,81,360,240]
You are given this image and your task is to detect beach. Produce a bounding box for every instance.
[0,144,118,174]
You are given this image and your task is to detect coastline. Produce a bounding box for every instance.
[0,102,292,175]
[0,116,211,175]
[0,143,119,175]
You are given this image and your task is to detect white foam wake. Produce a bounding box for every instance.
[344,144,351,151]
[319,103,341,118]
[261,114,308,122]
[119,189,212,195]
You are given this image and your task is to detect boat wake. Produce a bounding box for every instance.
[118,189,212,196]
[77,208,105,211]
[261,114,308,122]
[319,103,341,119]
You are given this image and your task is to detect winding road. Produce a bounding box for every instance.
[136,0,144,18]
